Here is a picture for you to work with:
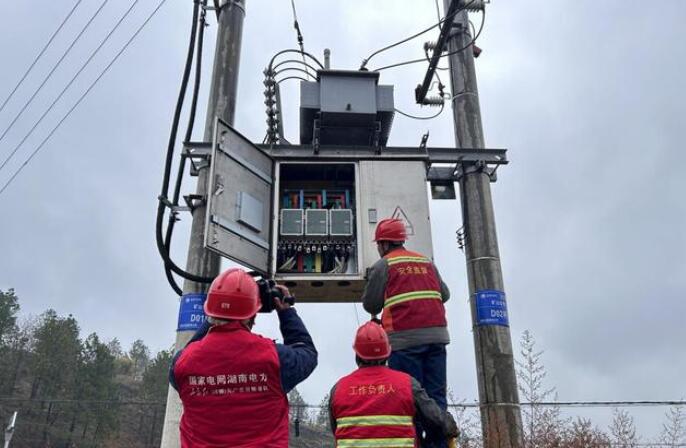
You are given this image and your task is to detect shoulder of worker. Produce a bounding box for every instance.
[371,256,390,270]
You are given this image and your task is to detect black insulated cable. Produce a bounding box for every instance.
[162,0,209,295]
[155,0,214,287]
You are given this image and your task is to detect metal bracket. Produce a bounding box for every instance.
[312,118,321,154]
[183,141,212,176]
[183,194,206,214]
[419,132,430,151]
[372,121,382,154]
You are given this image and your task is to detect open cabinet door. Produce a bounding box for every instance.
[205,118,274,274]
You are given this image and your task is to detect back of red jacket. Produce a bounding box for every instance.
[173,322,289,448]
[332,366,417,447]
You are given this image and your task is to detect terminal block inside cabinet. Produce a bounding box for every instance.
[275,163,358,276]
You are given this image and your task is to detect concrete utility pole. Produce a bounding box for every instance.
[159,1,245,446]
[443,4,524,447]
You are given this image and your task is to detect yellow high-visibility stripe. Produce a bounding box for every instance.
[336,415,413,428]
[384,290,442,309]
[337,438,415,448]
[386,256,430,266]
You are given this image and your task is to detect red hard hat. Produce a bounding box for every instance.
[204,268,261,320]
[353,321,391,360]
[374,218,407,242]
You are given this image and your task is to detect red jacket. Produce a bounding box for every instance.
[174,322,289,448]
[382,248,447,333]
[331,366,417,447]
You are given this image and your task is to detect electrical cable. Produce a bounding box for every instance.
[268,49,323,73]
[359,0,475,70]
[372,9,485,72]
[273,59,318,77]
[0,0,84,116]
[0,0,172,199]
[289,0,310,79]
[276,76,309,84]
[0,0,111,145]
[154,0,216,287]
[274,66,312,79]
[394,102,445,120]
[0,0,142,174]
[162,0,209,295]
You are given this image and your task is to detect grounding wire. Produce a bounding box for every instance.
[162,0,209,295]
[0,0,85,116]
[359,0,475,70]
[155,0,216,286]
[372,9,485,72]
[0,0,142,174]
[0,0,111,146]
[0,0,172,198]
[394,102,445,120]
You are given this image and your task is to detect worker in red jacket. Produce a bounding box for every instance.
[362,218,451,448]
[329,321,458,448]
[170,268,317,448]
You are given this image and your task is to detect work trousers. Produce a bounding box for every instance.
[389,343,448,448]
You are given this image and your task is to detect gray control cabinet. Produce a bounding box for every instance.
[205,120,435,302]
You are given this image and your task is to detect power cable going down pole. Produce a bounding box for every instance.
[442,3,524,447]
[159,0,246,446]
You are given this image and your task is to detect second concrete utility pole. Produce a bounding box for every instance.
[443,3,524,447]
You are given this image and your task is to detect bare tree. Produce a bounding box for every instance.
[516,330,566,447]
[447,388,482,448]
[658,405,685,448]
[609,408,639,448]
[562,417,610,448]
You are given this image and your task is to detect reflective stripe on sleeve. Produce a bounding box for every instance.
[336,415,413,428]
[383,290,442,309]
[337,437,415,447]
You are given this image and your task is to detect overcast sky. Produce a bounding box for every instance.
[1,0,684,439]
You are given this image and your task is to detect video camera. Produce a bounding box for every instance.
[254,277,295,313]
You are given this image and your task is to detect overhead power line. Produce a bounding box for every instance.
[0,0,111,145]
[0,0,172,198]
[0,0,85,115]
[359,0,477,70]
[372,9,486,72]
[0,0,142,174]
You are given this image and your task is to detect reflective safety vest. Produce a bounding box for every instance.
[382,248,447,333]
[174,322,289,448]
[332,366,417,448]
